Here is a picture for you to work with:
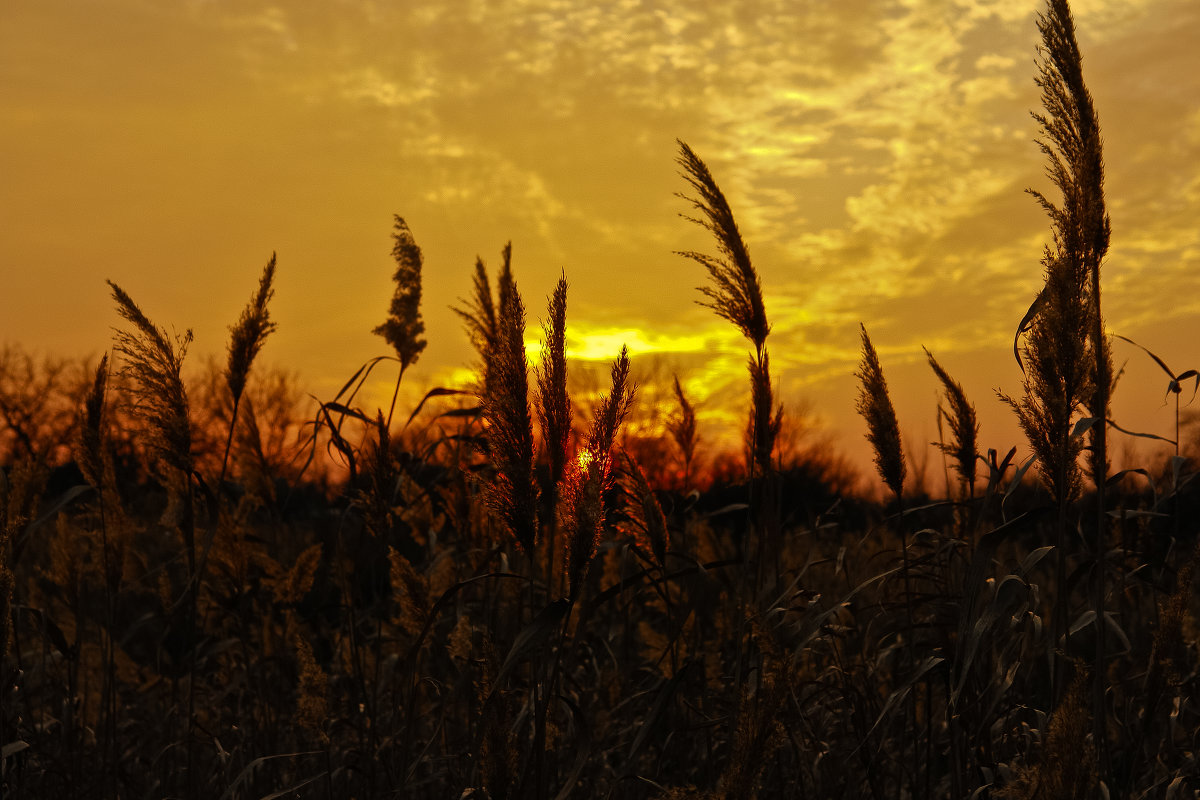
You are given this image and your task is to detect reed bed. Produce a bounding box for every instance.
[2,2,1199,798]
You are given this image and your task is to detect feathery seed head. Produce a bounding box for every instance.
[74,353,109,491]
[616,450,670,567]
[668,374,698,488]
[374,216,427,372]
[107,280,194,476]
[478,254,540,552]
[925,348,978,491]
[537,273,571,487]
[855,325,905,498]
[675,139,769,350]
[562,346,634,599]
[227,253,278,404]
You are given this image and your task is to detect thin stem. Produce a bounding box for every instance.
[385,362,409,432]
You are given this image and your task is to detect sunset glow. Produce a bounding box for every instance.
[7,3,1200,793]
[3,0,1199,480]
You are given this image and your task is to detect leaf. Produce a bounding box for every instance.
[552,695,593,800]
[953,509,1046,704]
[1106,467,1152,487]
[333,355,391,406]
[1171,455,1187,492]
[1069,610,1096,637]
[1115,335,1200,404]
[13,605,74,658]
[436,406,483,420]
[1019,545,1055,576]
[1108,418,1175,445]
[701,503,749,519]
[1005,455,1038,501]
[217,751,322,800]
[487,599,570,702]
[1014,288,1046,374]
[1103,611,1131,652]
[1070,416,1098,441]
[621,663,694,777]
[1106,509,1168,520]
[1115,334,1176,380]
[866,656,944,741]
[321,401,370,424]
[258,773,327,800]
[2,740,30,760]
[404,386,473,428]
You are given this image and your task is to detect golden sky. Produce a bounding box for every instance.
[3,0,1199,486]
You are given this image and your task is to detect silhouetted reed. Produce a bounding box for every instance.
[856,325,904,500]
[375,217,427,428]
[473,247,540,554]
[668,374,698,491]
[562,346,632,600]
[925,348,978,500]
[107,281,194,481]
[675,139,779,477]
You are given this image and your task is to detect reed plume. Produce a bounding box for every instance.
[74,354,110,492]
[675,139,778,475]
[1034,7,1114,748]
[562,347,633,599]
[536,274,571,598]
[996,666,1096,800]
[1005,1,1111,725]
[856,325,904,498]
[1028,0,1112,488]
[675,140,767,350]
[536,273,571,488]
[227,254,278,409]
[925,348,978,494]
[107,280,194,478]
[616,450,669,568]
[375,217,427,427]
[476,246,539,553]
[667,374,698,491]
[293,635,329,737]
[108,279,200,794]
[454,248,507,397]
[218,256,278,493]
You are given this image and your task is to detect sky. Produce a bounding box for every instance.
[3,0,1200,490]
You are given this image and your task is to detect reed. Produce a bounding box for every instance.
[477,248,540,555]
[562,346,633,601]
[856,326,904,500]
[375,217,428,429]
[1006,0,1111,728]
[925,349,978,504]
[674,140,778,476]
[668,375,698,492]
[107,279,198,795]
[536,273,571,599]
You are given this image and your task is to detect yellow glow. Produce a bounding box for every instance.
[0,0,1195,478]
[565,327,712,362]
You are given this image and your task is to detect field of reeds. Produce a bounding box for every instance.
[2,1,1198,797]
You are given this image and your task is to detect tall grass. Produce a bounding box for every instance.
[3,2,1198,798]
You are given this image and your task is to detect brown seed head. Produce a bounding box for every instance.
[855,325,905,498]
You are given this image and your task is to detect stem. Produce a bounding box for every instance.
[1090,268,1109,778]
[385,363,408,432]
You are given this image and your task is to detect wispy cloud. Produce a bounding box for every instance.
[2,0,1197,465]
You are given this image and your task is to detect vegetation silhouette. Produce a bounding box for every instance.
[2,2,1199,798]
